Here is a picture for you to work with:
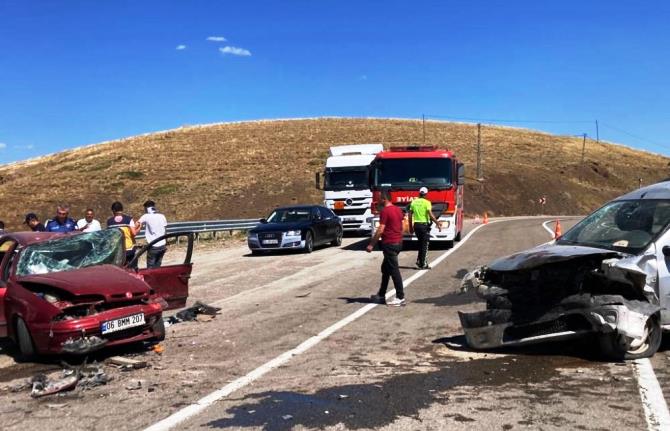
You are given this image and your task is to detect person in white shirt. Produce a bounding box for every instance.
[138,200,168,268]
[76,208,102,233]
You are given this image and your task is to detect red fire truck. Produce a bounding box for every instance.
[368,146,465,244]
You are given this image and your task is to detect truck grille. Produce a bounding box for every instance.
[333,208,367,215]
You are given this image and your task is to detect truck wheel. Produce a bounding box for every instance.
[599,314,662,360]
[332,227,343,246]
[15,317,36,362]
[304,231,314,253]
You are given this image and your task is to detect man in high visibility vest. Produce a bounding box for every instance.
[408,187,442,269]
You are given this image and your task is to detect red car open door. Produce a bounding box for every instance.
[128,232,194,310]
[0,239,18,338]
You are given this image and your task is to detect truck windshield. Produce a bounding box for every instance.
[325,167,369,191]
[16,229,125,276]
[372,158,452,189]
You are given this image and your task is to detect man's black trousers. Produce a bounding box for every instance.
[413,222,431,267]
[377,242,404,300]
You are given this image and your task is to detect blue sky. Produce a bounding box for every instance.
[1,1,669,163]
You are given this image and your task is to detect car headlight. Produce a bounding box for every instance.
[285,230,301,236]
[248,232,258,240]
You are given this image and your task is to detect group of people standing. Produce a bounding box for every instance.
[20,200,168,269]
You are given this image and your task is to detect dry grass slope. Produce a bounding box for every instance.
[1,118,668,230]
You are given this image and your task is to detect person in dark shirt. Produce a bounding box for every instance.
[44,205,77,233]
[107,201,140,269]
[24,213,46,232]
[366,190,406,306]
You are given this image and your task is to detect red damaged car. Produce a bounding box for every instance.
[0,229,193,359]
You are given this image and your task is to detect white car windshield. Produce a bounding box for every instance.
[16,229,125,276]
[558,199,670,253]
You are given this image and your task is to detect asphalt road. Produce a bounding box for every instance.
[1,217,667,430]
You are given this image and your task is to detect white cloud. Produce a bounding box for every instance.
[219,46,252,57]
[15,144,34,150]
[206,36,227,42]
[0,143,6,149]
[176,44,187,50]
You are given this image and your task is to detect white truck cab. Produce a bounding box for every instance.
[316,144,383,233]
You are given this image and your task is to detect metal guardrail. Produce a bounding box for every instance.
[136,218,259,239]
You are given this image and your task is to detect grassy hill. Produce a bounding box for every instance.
[1,118,668,229]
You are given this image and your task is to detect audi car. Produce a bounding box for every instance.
[248,205,343,254]
[0,229,193,359]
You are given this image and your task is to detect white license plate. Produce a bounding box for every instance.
[101,313,145,335]
[262,239,279,244]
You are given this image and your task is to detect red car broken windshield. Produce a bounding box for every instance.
[16,229,125,276]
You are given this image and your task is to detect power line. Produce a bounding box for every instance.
[598,122,670,151]
[424,114,593,125]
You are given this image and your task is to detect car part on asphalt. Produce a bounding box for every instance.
[173,301,221,322]
[61,335,108,354]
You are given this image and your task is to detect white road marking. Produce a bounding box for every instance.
[541,219,557,237]
[633,359,670,430]
[144,220,497,431]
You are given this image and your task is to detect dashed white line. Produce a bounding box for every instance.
[144,220,496,431]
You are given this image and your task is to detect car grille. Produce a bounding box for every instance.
[259,232,282,248]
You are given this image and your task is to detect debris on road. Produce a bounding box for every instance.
[125,379,145,391]
[30,374,78,398]
[282,414,294,421]
[165,301,222,326]
[153,344,164,354]
[107,356,148,370]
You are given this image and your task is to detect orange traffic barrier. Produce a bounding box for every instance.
[483,212,489,224]
[554,219,562,239]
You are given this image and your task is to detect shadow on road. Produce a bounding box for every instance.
[203,351,580,430]
[432,334,625,362]
[338,297,377,304]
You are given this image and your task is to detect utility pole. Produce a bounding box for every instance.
[595,120,599,143]
[476,123,482,180]
[422,114,426,144]
[580,133,587,181]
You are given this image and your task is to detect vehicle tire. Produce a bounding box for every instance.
[15,317,36,362]
[332,227,343,246]
[455,230,462,242]
[152,317,166,342]
[598,314,662,360]
[304,231,314,253]
[446,240,454,249]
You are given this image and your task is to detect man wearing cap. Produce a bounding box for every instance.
[24,213,46,232]
[409,187,442,269]
[44,205,77,233]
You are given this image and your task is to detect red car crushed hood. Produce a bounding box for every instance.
[17,264,151,302]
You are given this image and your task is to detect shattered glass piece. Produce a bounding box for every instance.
[61,336,108,354]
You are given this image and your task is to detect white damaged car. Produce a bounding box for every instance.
[460,181,670,360]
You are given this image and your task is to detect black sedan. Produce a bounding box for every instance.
[247,205,343,254]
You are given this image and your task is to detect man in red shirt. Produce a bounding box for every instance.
[366,190,406,306]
